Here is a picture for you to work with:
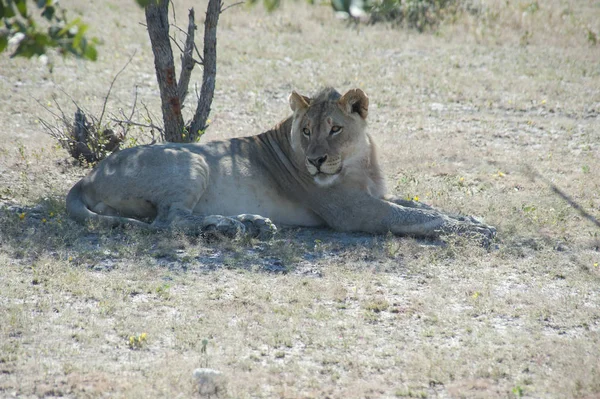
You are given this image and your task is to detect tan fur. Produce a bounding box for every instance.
[67,88,495,240]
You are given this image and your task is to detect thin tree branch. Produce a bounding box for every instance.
[98,50,137,129]
[169,33,185,53]
[111,118,163,132]
[118,86,139,138]
[193,40,204,64]
[189,0,221,140]
[171,23,203,65]
[177,8,197,105]
[34,96,63,121]
[140,100,163,142]
[220,1,244,14]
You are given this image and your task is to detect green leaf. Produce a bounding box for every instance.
[135,0,158,6]
[15,0,27,18]
[33,31,53,48]
[41,5,55,21]
[0,34,8,54]
[12,38,45,58]
[58,17,82,37]
[84,44,97,61]
[72,23,88,50]
[263,0,281,12]
[36,0,50,8]
[1,1,16,18]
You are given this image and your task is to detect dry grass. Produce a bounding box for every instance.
[1,0,599,397]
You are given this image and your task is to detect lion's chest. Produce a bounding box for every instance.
[192,154,323,227]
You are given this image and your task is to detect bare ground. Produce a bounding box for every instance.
[1,0,599,398]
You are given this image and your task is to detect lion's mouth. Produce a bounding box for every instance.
[307,162,342,185]
[306,159,342,177]
[307,164,342,186]
[310,169,339,177]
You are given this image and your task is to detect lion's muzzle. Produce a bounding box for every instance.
[305,155,342,178]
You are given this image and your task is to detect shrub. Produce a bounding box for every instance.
[368,0,459,31]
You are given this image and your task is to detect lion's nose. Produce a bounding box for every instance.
[307,155,328,168]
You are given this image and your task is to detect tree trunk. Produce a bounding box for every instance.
[145,0,185,142]
[189,0,221,141]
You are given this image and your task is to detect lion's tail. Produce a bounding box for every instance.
[66,181,151,229]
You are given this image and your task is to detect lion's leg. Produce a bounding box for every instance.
[386,195,493,230]
[316,192,496,242]
[384,205,495,241]
[385,195,435,210]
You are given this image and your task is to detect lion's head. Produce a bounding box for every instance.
[289,87,370,186]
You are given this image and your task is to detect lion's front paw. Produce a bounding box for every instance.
[453,219,497,246]
[202,215,247,238]
[235,214,277,239]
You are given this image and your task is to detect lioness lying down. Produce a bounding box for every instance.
[67,88,495,241]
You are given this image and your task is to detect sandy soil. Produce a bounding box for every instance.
[1,0,599,397]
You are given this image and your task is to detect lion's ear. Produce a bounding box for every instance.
[339,88,369,119]
[289,91,310,112]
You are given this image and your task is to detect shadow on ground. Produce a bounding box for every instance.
[0,197,448,276]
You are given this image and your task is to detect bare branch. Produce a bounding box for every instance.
[140,100,164,142]
[34,96,63,121]
[118,86,139,138]
[169,33,185,53]
[220,1,244,14]
[170,26,203,64]
[194,41,204,64]
[111,118,163,132]
[52,91,77,125]
[39,117,64,143]
[171,21,204,64]
[98,50,137,129]
[127,87,138,121]
[170,23,188,36]
[177,8,197,105]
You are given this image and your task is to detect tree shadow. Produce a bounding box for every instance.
[2,197,435,276]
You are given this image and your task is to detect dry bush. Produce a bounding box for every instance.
[41,106,124,164]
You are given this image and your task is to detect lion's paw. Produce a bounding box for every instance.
[202,215,247,238]
[235,214,277,239]
[455,220,497,246]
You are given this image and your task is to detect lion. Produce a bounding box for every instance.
[66,87,495,241]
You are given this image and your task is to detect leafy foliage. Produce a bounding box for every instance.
[134,0,163,6]
[0,0,98,60]
[332,0,460,31]
[369,0,458,30]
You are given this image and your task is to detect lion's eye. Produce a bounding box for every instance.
[302,128,311,137]
[330,126,343,136]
